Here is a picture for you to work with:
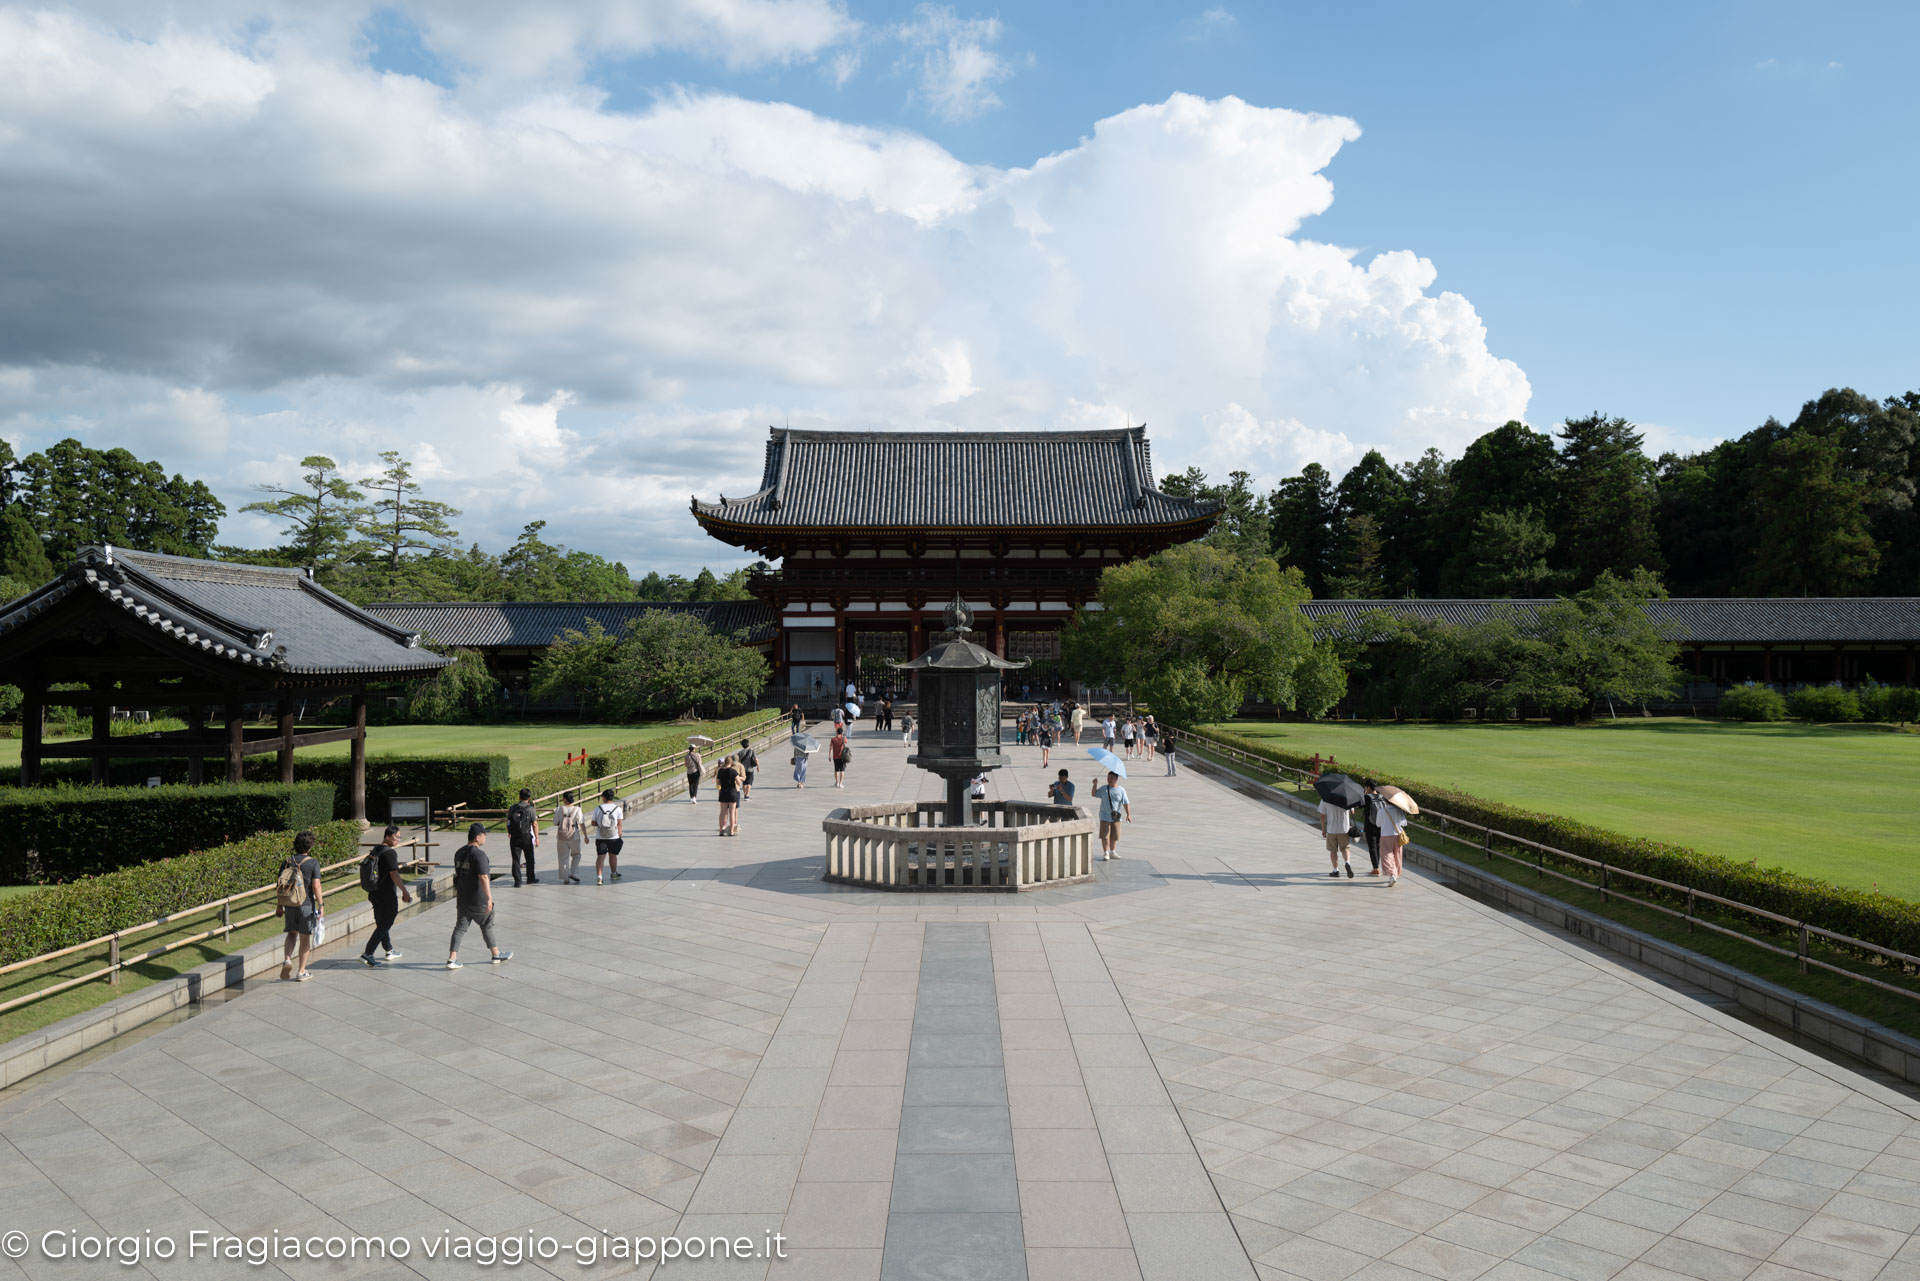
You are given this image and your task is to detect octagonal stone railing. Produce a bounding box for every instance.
[823,800,1095,891]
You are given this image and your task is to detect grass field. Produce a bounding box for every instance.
[0,722,672,778]
[1212,718,1920,898]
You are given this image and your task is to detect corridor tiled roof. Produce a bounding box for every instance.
[0,546,448,678]
[1301,597,1920,643]
[690,427,1219,530]
[365,600,778,648]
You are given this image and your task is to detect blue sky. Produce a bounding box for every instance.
[2,0,1913,573]
[570,0,1919,452]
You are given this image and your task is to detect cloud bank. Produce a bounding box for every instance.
[0,2,1529,572]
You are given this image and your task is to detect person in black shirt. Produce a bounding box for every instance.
[737,737,759,801]
[506,788,540,886]
[448,824,511,970]
[360,825,414,967]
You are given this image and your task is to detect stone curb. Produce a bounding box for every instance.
[1180,747,1920,1090]
[0,867,456,1091]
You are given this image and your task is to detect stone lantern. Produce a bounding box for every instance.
[896,593,1026,826]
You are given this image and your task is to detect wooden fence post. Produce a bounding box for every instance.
[108,933,120,985]
[1798,924,1809,975]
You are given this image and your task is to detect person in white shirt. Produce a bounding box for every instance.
[553,790,586,885]
[1101,715,1116,752]
[591,789,625,885]
[1092,772,1131,860]
[1319,797,1354,879]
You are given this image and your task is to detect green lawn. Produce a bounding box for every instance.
[1212,718,1920,898]
[0,723,670,779]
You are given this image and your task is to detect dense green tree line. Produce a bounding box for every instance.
[1164,386,1919,598]
[0,439,224,596]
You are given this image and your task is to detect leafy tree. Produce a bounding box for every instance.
[1462,507,1556,597]
[1062,543,1338,723]
[1267,463,1337,594]
[13,439,225,566]
[1554,413,1662,588]
[1438,422,1557,591]
[1502,569,1680,720]
[404,648,501,723]
[1394,447,1454,595]
[1742,430,1880,595]
[357,451,461,599]
[240,455,364,571]
[532,612,768,719]
[1158,467,1270,559]
[500,521,637,601]
[636,571,691,600]
[0,508,53,586]
[1331,450,1410,594]
[1325,513,1387,598]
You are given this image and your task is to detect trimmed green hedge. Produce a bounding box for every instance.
[0,820,360,966]
[239,754,510,821]
[0,781,337,885]
[1182,724,1920,959]
[510,711,785,804]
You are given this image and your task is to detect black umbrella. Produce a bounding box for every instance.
[1313,773,1365,808]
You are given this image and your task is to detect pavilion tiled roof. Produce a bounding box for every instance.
[365,600,778,649]
[0,546,448,678]
[690,427,1220,531]
[1300,598,1920,644]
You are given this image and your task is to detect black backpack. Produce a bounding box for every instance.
[359,847,383,893]
[508,802,535,839]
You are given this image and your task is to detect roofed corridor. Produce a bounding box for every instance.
[5,727,1920,1281]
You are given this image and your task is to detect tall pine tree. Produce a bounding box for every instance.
[1554,414,1661,588]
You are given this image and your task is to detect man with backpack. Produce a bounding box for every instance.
[277,829,324,982]
[553,790,586,884]
[448,823,510,970]
[359,825,414,967]
[592,788,625,884]
[506,788,541,886]
[737,737,759,801]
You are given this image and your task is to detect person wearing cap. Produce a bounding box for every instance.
[1092,770,1130,860]
[592,788,625,884]
[447,823,511,969]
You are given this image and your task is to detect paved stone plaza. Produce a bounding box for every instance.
[6,726,1920,1281]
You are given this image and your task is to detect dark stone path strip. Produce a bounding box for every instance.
[881,922,1026,1281]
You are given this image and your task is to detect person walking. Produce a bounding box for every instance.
[901,712,915,746]
[830,726,850,788]
[553,790,586,884]
[1121,718,1137,759]
[592,788,625,884]
[1092,771,1131,860]
[359,825,414,967]
[276,829,323,981]
[447,824,510,969]
[1101,714,1117,753]
[790,703,805,735]
[792,737,810,787]
[1142,715,1158,762]
[737,737,759,801]
[1379,793,1408,886]
[1360,779,1384,876]
[1070,703,1086,744]
[684,743,703,804]
[716,755,742,836]
[1163,736,1177,776]
[1320,793,1355,879]
[1038,715,1054,768]
[1047,768,1075,807]
[506,787,540,886]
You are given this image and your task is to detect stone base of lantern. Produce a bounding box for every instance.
[822,801,1095,891]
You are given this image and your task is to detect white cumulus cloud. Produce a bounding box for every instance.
[0,4,1529,574]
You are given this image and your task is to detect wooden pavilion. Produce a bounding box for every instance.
[0,546,448,821]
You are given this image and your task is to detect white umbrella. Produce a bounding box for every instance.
[846,702,861,716]
[687,735,716,748]
[1378,784,1419,817]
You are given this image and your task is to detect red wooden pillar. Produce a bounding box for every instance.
[276,696,296,783]
[224,698,245,784]
[835,612,848,698]
[350,688,367,826]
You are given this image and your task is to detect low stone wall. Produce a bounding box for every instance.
[824,800,1094,891]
